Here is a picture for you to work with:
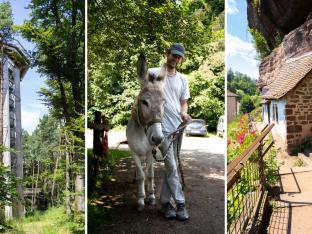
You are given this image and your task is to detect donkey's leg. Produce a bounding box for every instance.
[133,154,146,211]
[146,153,155,205]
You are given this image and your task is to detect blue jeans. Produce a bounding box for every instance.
[159,132,185,204]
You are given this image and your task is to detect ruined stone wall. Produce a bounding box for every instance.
[285,70,312,152]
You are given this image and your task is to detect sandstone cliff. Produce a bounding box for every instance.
[258,17,312,89]
[247,0,312,49]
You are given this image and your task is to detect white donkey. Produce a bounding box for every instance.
[126,54,166,211]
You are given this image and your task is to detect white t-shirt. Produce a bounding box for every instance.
[148,67,190,133]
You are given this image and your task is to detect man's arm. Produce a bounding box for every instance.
[180,100,192,122]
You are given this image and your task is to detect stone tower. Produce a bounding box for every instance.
[1,42,29,218]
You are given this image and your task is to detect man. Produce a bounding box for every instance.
[149,43,191,221]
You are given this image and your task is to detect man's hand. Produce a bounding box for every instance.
[181,112,192,123]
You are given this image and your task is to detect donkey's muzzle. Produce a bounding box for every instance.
[146,122,164,146]
[151,135,163,146]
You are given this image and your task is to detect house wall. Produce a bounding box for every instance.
[262,103,268,124]
[0,64,2,148]
[227,96,237,123]
[285,71,312,152]
[271,99,287,141]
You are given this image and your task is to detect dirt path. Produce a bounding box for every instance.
[88,136,225,234]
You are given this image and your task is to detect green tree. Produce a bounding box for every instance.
[88,0,224,128]
[240,95,255,113]
[19,0,84,120]
[249,28,271,60]
[19,0,85,217]
[227,70,261,113]
[0,1,14,42]
[227,70,258,97]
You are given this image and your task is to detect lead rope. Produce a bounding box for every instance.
[176,129,185,190]
[152,121,192,189]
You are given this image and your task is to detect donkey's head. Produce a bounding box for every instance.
[136,54,166,146]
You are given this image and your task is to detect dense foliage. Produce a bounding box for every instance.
[248,28,271,60]
[0,1,14,42]
[22,114,84,215]
[88,0,224,130]
[19,0,85,120]
[227,69,261,114]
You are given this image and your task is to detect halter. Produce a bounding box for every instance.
[136,100,162,133]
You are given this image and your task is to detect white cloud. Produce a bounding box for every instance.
[226,33,258,67]
[227,0,238,15]
[21,106,48,134]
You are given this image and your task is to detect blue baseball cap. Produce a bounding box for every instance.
[169,43,185,58]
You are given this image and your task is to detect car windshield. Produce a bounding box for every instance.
[192,120,205,125]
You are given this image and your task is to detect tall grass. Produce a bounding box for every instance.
[6,206,84,234]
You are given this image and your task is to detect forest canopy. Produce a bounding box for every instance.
[88,0,225,131]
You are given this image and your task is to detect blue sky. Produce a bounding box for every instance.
[226,0,259,79]
[9,0,49,133]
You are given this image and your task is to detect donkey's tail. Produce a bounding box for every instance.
[115,140,128,149]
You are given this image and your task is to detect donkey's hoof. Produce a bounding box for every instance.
[137,204,145,212]
[149,199,156,206]
[147,197,156,206]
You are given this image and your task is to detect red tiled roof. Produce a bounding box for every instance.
[262,52,312,99]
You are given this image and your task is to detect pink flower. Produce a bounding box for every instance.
[238,133,245,144]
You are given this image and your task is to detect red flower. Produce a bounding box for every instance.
[238,133,245,144]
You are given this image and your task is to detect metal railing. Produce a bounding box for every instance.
[227,123,275,233]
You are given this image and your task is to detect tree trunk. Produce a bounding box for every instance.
[51,152,60,207]
[34,161,40,209]
[75,175,84,212]
[65,150,71,215]
[31,160,35,212]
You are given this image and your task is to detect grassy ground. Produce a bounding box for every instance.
[5,207,84,234]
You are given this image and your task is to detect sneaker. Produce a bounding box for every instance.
[161,202,176,219]
[176,203,189,221]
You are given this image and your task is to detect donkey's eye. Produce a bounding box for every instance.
[142,100,148,107]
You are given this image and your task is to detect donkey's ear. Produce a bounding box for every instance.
[137,54,148,82]
[156,64,166,82]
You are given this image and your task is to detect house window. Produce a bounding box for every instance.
[275,105,279,124]
[272,104,279,124]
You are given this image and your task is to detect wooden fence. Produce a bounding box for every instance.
[227,123,275,233]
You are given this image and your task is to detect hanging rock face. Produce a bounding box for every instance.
[247,0,312,49]
[258,16,312,90]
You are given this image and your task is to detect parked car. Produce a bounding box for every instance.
[217,115,225,138]
[185,119,207,136]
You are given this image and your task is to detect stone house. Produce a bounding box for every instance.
[259,17,312,153]
[1,42,29,218]
[227,90,239,123]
